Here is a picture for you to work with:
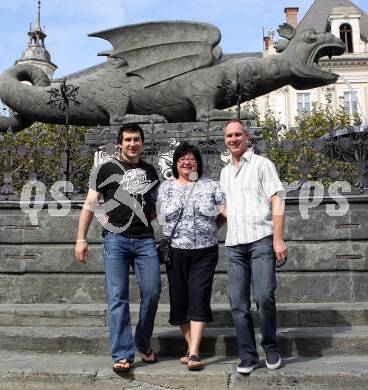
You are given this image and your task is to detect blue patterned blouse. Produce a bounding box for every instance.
[157,177,225,249]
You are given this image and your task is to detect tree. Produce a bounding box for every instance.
[261,89,359,186]
[0,123,93,197]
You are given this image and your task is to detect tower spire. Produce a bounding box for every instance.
[35,0,41,31]
[15,0,57,79]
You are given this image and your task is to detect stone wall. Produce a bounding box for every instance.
[0,199,367,305]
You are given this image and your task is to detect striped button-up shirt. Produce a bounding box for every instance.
[220,148,284,246]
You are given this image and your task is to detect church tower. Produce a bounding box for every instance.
[16,0,57,80]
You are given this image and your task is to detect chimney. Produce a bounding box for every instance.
[284,7,299,29]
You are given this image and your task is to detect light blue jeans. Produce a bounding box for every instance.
[226,235,278,362]
[103,232,161,362]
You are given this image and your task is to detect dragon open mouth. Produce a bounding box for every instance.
[308,43,345,74]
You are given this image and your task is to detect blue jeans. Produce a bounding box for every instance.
[103,232,161,362]
[226,235,278,362]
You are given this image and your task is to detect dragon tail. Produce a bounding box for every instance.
[0,64,51,133]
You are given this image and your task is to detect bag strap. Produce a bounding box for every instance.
[169,181,197,240]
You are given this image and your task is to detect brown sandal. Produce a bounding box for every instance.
[180,350,189,365]
[187,355,204,371]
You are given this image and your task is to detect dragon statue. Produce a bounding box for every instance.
[0,21,345,132]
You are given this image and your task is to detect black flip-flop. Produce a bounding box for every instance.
[140,347,159,364]
[112,358,132,373]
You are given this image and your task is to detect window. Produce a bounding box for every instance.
[340,23,353,53]
[297,93,311,113]
[343,91,358,115]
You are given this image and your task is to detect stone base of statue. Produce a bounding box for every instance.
[84,119,261,145]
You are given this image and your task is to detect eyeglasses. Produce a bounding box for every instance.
[178,156,197,163]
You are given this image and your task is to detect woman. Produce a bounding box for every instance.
[157,142,225,370]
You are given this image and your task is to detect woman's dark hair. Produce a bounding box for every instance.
[172,142,203,179]
[117,123,145,145]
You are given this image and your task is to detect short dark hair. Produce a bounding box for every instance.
[117,123,145,145]
[172,142,203,179]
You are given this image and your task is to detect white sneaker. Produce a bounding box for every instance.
[237,359,259,374]
[265,351,282,369]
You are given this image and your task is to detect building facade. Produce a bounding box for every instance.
[255,0,368,127]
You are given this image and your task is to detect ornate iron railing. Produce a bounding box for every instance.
[0,121,367,200]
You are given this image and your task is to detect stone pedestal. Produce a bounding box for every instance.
[84,120,261,145]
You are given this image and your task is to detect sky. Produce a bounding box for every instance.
[0,0,367,78]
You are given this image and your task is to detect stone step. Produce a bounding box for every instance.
[0,272,365,304]
[0,352,367,390]
[1,240,367,273]
[0,302,367,328]
[0,325,367,357]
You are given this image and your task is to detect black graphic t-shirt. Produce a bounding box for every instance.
[92,158,159,238]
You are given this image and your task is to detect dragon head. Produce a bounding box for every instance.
[275,23,345,89]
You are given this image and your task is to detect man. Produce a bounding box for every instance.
[75,123,161,373]
[220,119,288,374]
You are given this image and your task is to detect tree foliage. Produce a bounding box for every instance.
[0,123,93,197]
[262,90,359,186]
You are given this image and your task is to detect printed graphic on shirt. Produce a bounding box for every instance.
[119,168,154,195]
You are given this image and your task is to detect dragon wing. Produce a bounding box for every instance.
[88,21,222,87]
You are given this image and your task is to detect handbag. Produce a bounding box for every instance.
[157,182,197,266]
[157,237,173,266]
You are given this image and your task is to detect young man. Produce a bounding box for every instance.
[220,119,288,374]
[75,123,161,373]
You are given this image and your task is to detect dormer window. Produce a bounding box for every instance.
[339,23,354,53]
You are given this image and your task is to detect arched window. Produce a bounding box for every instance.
[340,23,353,53]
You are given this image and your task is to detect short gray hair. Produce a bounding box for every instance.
[224,119,248,133]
